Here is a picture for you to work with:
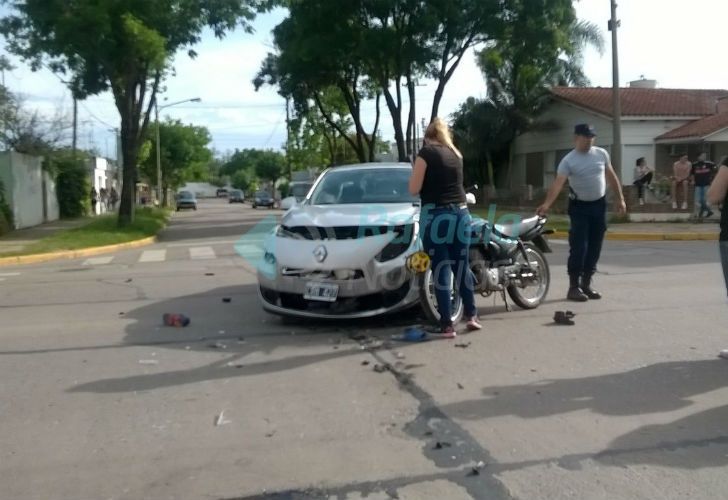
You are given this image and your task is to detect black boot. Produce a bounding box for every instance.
[581,273,602,300]
[567,274,588,302]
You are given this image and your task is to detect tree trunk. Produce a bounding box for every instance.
[382,86,407,162]
[118,106,137,226]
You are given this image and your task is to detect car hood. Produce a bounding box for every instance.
[282,203,418,228]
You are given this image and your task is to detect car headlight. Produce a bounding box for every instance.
[275,225,305,239]
[375,224,414,262]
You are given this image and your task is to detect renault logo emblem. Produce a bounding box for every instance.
[313,245,328,263]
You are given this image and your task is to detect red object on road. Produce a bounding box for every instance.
[163,313,190,327]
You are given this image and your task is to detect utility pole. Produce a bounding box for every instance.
[285,96,292,180]
[609,0,623,178]
[72,96,78,153]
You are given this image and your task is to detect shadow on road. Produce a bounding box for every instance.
[66,283,423,395]
[441,359,728,421]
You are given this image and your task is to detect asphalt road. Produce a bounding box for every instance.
[1,199,727,500]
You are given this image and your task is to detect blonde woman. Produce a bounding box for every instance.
[409,118,481,337]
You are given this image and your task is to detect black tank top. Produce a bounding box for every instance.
[418,144,466,206]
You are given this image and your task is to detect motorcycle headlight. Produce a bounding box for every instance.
[375,224,415,262]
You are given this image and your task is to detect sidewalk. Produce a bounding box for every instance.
[549,220,720,241]
[0,218,90,255]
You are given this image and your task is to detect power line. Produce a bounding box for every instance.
[79,101,117,129]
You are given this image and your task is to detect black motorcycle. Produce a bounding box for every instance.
[414,192,552,325]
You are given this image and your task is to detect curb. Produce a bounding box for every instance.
[550,231,718,241]
[0,236,157,267]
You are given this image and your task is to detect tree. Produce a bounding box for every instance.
[0,86,70,155]
[231,169,253,192]
[452,12,604,189]
[139,119,212,205]
[0,0,265,225]
[254,150,285,187]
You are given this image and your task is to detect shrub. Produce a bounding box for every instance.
[0,177,13,234]
[52,155,90,218]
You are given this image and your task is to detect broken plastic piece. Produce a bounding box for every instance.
[434,441,452,450]
[553,311,575,325]
[222,297,232,303]
[391,327,429,342]
[163,313,190,327]
[214,411,231,426]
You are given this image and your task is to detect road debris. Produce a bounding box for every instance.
[361,360,370,366]
[454,342,471,349]
[457,383,464,390]
[205,272,215,276]
[265,430,276,438]
[395,352,405,359]
[434,441,452,450]
[138,359,159,365]
[124,278,133,283]
[214,411,231,426]
[163,313,190,327]
[208,342,227,350]
[222,297,232,303]
[553,310,575,325]
[719,349,728,360]
[373,364,389,373]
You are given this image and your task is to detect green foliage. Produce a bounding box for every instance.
[140,119,212,201]
[0,176,13,234]
[277,181,289,198]
[14,208,168,256]
[50,154,90,218]
[254,150,285,184]
[231,169,253,192]
[0,0,265,225]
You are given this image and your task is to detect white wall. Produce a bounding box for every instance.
[44,170,59,222]
[512,101,698,184]
[8,152,45,229]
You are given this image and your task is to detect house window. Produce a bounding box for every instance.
[526,152,544,187]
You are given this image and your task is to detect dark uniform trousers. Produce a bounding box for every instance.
[567,196,607,277]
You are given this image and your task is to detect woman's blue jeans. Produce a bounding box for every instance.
[421,205,478,327]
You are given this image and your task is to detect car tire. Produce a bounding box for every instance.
[253,204,257,209]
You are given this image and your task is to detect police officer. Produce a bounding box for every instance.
[536,123,626,301]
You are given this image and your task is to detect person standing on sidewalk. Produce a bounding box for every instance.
[692,153,715,219]
[536,123,626,302]
[707,156,728,358]
[409,117,481,337]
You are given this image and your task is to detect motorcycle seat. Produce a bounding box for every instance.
[494,215,541,239]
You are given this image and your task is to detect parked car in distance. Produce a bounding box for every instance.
[252,190,276,209]
[176,190,197,211]
[229,190,245,203]
[216,188,229,198]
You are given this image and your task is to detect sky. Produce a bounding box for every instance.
[2,0,727,160]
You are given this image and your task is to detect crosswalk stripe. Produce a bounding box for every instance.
[190,246,216,260]
[139,249,166,263]
[83,256,114,266]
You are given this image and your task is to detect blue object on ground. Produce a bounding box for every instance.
[392,327,430,342]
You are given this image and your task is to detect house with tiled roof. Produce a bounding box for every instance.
[510,81,728,192]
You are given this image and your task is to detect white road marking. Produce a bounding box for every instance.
[190,246,216,260]
[165,239,239,248]
[138,249,166,263]
[83,256,114,266]
[0,272,21,277]
[548,239,568,245]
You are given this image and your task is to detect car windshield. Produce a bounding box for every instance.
[256,191,270,198]
[309,168,417,205]
[290,183,313,200]
[178,191,194,199]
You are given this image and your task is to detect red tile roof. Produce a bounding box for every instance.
[655,112,728,140]
[551,87,728,117]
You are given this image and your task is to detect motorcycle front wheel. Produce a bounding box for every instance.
[418,268,465,326]
[507,242,550,309]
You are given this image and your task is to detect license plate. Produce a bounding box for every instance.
[304,282,339,302]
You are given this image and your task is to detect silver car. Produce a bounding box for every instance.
[257,163,421,319]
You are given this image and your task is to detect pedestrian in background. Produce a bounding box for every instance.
[536,123,626,302]
[109,187,118,212]
[409,117,481,337]
[633,157,654,206]
[90,187,98,215]
[672,154,692,210]
[692,152,715,219]
[707,156,728,358]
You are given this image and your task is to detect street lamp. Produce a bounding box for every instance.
[155,97,201,205]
